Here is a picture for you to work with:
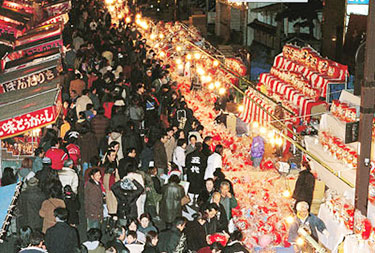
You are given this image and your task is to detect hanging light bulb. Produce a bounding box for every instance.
[214,81,221,88]
[136,13,141,19]
[159,51,165,57]
[105,0,114,5]
[252,122,259,128]
[150,33,156,40]
[276,138,283,146]
[283,190,291,198]
[238,105,244,112]
[186,54,192,60]
[178,64,184,70]
[296,237,304,246]
[219,88,226,95]
[267,131,274,139]
[194,52,201,59]
[208,83,214,90]
[176,58,182,65]
[117,13,123,19]
[213,60,219,67]
[260,127,267,134]
[286,216,294,224]
[159,33,164,39]
[176,46,182,52]
[197,68,205,75]
[108,5,115,12]
[205,76,212,82]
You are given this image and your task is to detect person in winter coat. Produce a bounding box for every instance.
[58,159,79,194]
[186,143,206,205]
[121,121,143,157]
[142,231,159,253]
[32,147,45,173]
[157,217,188,253]
[78,126,98,172]
[210,192,228,232]
[85,168,104,230]
[118,148,138,179]
[139,142,153,172]
[223,231,249,253]
[111,177,144,225]
[18,231,47,253]
[172,139,187,176]
[102,150,120,216]
[108,129,124,161]
[204,145,223,180]
[63,185,80,226]
[45,138,68,171]
[17,177,46,232]
[90,107,110,144]
[204,203,222,235]
[250,132,265,168]
[110,105,128,130]
[292,161,315,212]
[65,138,81,168]
[82,228,106,253]
[164,128,176,163]
[185,135,197,155]
[128,97,144,131]
[45,208,79,253]
[197,178,215,210]
[76,89,93,118]
[185,212,207,251]
[219,181,237,221]
[106,226,130,253]
[39,186,66,233]
[153,133,168,177]
[127,163,146,218]
[159,175,185,227]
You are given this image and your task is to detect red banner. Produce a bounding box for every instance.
[0,101,60,139]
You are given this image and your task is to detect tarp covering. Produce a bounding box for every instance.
[0,183,17,225]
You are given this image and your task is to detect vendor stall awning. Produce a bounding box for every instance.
[0,80,61,139]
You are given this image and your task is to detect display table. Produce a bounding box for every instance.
[319,113,359,151]
[317,204,352,252]
[304,136,355,196]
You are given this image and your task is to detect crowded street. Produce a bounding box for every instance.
[0,0,374,252]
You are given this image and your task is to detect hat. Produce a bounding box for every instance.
[148,161,155,168]
[27,177,39,187]
[42,157,52,164]
[120,178,136,190]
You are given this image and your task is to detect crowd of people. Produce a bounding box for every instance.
[0,0,332,251]
[0,0,252,252]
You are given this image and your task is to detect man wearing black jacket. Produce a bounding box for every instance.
[45,208,79,253]
[186,143,206,205]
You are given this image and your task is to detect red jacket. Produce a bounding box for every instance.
[66,143,81,166]
[45,147,68,170]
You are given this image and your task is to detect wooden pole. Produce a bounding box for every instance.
[355,0,375,215]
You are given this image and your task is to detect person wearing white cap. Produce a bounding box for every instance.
[288,201,328,248]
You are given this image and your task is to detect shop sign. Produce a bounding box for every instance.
[24,39,63,56]
[0,106,58,139]
[1,67,58,93]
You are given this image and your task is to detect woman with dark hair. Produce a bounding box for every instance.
[1,167,17,186]
[102,149,120,217]
[197,178,216,209]
[18,158,33,180]
[78,126,98,174]
[142,231,159,253]
[32,147,45,173]
[126,218,146,243]
[39,185,66,233]
[292,161,316,212]
[63,185,80,226]
[224,231,249,252]
[185,212,207,251]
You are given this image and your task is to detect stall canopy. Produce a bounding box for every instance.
[0,79,61,139]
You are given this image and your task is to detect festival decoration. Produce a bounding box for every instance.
[330,100,357,123]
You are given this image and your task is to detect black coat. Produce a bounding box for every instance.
[186,150,206,194]
[122,130,143,156]
[153,140,168,170]
[64,196,80,225]
[201,143,212,164]
[157,227,187,253]
[106,239,130,253]
[45,222,79,253]
[197,189,214,210]
[185,220,207,251]
[111,179,144,219]
[17,186,46,231]
[160,182,185,223]
[292,169,315,205]
[142,244,160,253]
